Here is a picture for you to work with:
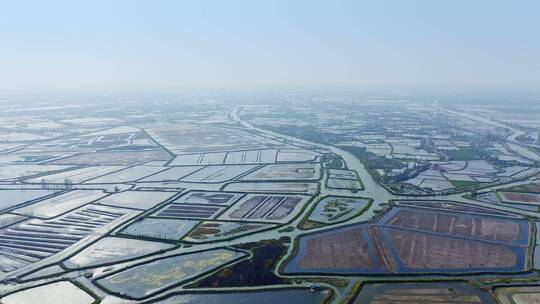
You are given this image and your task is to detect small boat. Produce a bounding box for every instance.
[310,283,322,292]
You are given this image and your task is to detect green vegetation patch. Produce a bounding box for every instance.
[447,147,486,161]
[324,155,344,169]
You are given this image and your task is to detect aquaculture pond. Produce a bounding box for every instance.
[220,193,309,224]
[284,224,389,274]
[64,236,174,268]
[181,165,258,183]
[476,191,540,211]
[535,221,540,269]
[14,189,105,218]
[240,163,321,181]
[0,204,130,273]
[476,191,500,204]
[495,285,540,304]
[156,288,331,304]
[499,191,540,205]
[119,217,199,241]
[328,168,358,180]
[326,178,363,190]
[193,238,289,287]
[0,189,56,212]
[175,191,243,206]
[96,190,176,210]
[86,165,166,183]
[224,182,318,194]
[183,220,275,243]
[379,206,531,245]
[285,205,531,275]
[20,265,66,281]
[95,248,245,299]
[0,213,26,228]
[139,166,203,182]
[394,200,519,217]
[353,282,496,304]
[1,281,95,304]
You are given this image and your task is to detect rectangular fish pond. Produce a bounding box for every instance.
[95,248,246,299]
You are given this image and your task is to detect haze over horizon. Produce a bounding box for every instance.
[0,0,539,94]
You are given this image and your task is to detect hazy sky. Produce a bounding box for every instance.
[0,0,539,93]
